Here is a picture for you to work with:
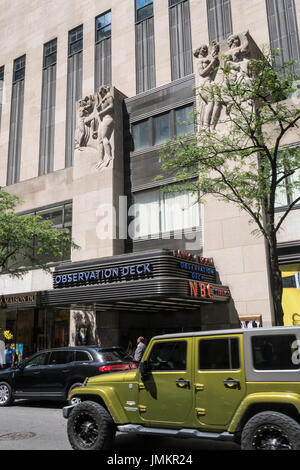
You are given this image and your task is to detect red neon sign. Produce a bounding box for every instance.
[189,281,230,300]
[173,249,214,267]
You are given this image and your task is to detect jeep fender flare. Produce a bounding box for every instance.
[68,385,129,423]
[228,392,300,433]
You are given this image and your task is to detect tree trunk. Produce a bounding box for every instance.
[267,233,284,326]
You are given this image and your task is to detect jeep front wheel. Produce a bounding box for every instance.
[67,401,115,450]
[241,411,300,450]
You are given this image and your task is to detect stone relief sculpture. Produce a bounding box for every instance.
[74,85,115,171]
[75,95,96,149]
[194,31,256,131]
[225,32,251,85]
[95,85,114,170]
[193,42,219,130]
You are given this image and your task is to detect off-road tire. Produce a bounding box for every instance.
[67,400,115,450]
[0,382,14,407]
[241,411,300,450]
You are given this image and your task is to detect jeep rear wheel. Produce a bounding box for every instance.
[241,411,300,450]
[67,401,115,450]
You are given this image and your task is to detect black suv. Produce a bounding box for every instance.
[0,346,137,407]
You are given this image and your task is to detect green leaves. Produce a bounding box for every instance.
[0,189,79,277]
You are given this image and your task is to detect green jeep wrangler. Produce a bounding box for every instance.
[63,327,300,450]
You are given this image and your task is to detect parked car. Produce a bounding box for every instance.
[0,346,137,407]
[65,327,300,450]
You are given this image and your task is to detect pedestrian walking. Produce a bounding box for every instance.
[134,336,146,362]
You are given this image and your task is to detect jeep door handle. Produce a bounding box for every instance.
[176,379,190,389]
[223,379,240,390]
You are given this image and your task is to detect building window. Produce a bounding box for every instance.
[65,26,83,168]
[169,0,193,80]
[95,11,112,89]
[136,0,154,22]
[276,167,300,208]
[266,0,300,74]
[96,10,112,42]
[132,103,194,151]
[275,146,300,209]
[133,187,201,238]
[153,112,171,146]
[0,65,4,132]
[7,56,26,186]
[169,0,186,5]
[13,55,26,82]
[175,105,194,136]
[207,0,233,44]
[39,39,57,176]
[132,119,150,151]
[44,39,57,68]
[135,0,156,93]
[69,25,83,56]
[22,202,73,265]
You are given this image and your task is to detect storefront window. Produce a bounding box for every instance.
[0,307,71,360]
[0,309,35,360]
[50,309,70,348]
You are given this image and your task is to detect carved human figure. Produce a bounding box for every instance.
[75,95,95,149]
[224,33,253,116]
[194,42,220,130]
[211,33,252,129]
[225,33,251,84]
[95,85,114,169]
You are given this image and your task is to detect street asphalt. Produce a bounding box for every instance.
[0,399,241,454]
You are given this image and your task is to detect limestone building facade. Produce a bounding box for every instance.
[0,0,299,358]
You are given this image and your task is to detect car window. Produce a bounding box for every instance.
[252,335,299,370]
[74,351,91,362]
[97,350,127,364]
[147,341,187,371]
[25,352,49,368]
[199,337,240,370]
[49,350,73,365]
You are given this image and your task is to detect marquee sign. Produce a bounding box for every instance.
[188,280,231,302]
[53,263,153,288]
[50,249,231,306]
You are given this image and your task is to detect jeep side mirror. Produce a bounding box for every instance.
[139,360,149,379]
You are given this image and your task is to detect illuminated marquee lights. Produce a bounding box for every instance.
[173,249,214,267]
